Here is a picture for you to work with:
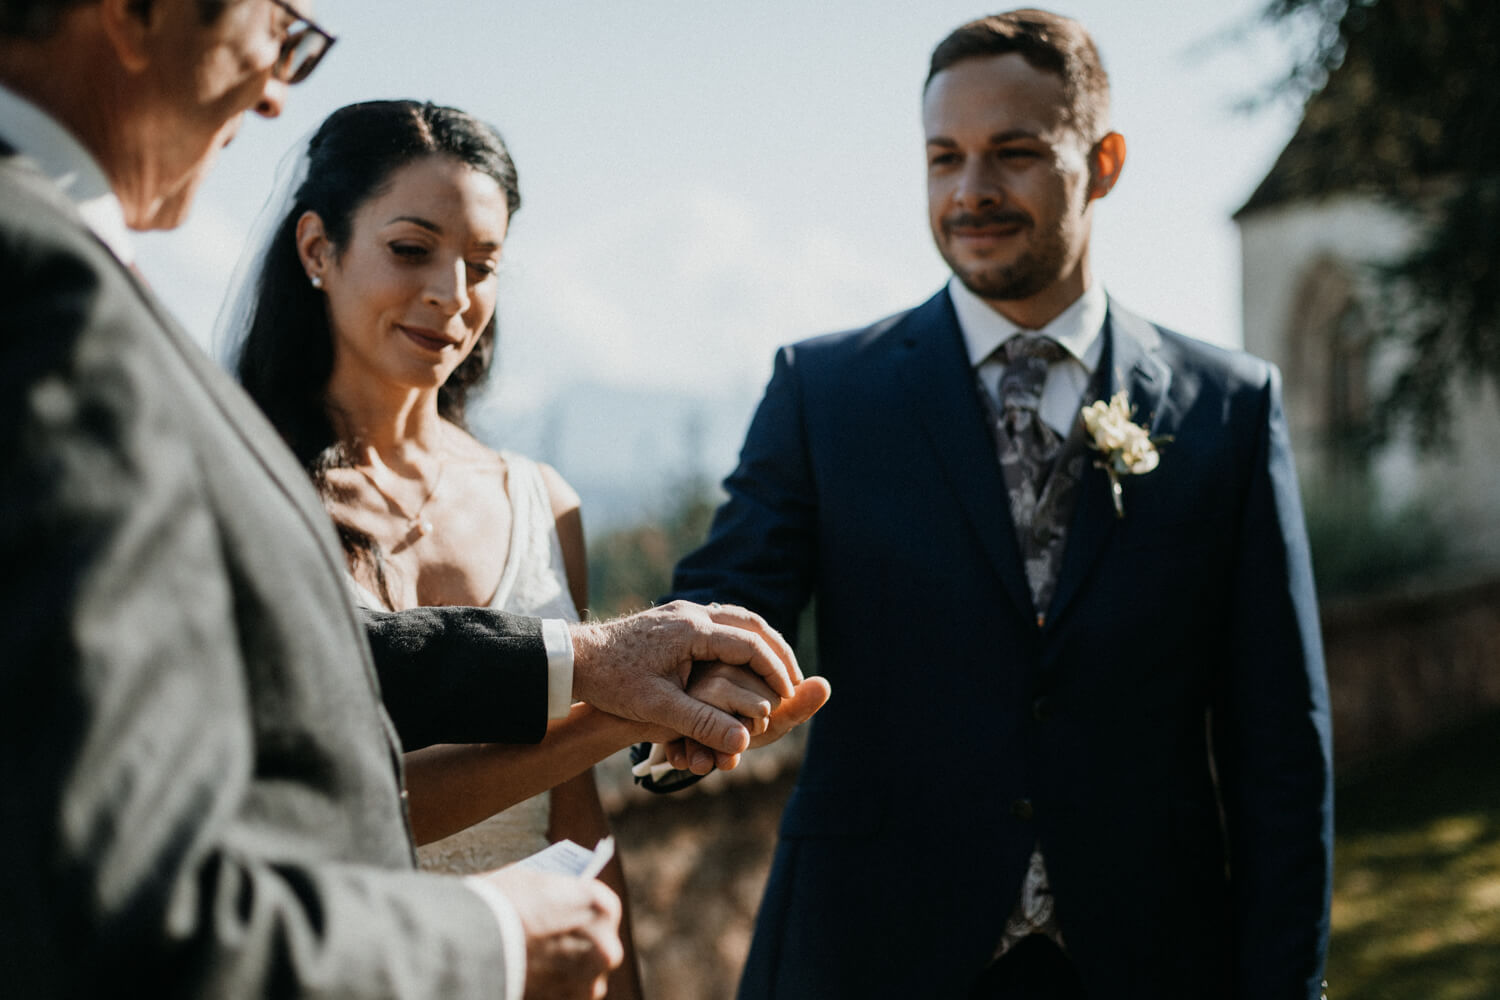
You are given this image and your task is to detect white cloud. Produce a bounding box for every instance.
[495,182,945,406]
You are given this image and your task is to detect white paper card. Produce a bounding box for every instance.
[514,835,615,879]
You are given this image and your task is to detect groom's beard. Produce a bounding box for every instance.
[937,208,1068,303]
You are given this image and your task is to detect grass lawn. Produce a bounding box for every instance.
[1327,709,1500,999]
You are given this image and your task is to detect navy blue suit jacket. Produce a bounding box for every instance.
[673,289,1333,999]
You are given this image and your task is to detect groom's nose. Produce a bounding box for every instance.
[953,159,1002,210]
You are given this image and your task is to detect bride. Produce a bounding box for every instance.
[228,100,829,997]
[231,98,665,995]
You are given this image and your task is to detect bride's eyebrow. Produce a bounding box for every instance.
[386,215,441,232]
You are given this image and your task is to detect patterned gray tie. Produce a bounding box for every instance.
[997,334,1069,521]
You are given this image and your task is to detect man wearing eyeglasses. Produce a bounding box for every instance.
[0,3,806,998]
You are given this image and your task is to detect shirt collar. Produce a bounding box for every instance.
[0,82,135,265]
[948,274,1107,373]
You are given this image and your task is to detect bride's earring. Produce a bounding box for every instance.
[309,274,323,290]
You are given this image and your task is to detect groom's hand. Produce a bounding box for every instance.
[569,601,798,759]
[663,666,832,773]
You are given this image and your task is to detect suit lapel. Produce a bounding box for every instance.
[1044,300,1172,631]
[120,242,346,563]
[3,150,333,541]
[3,148,406,770]
[120,234,411,769]
[903,290,1036,621]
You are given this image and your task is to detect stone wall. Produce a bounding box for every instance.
[1322,573,1500,768]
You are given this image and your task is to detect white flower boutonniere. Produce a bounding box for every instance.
[1081,390,1169,519]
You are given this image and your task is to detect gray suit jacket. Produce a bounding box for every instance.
[0,149,548,997]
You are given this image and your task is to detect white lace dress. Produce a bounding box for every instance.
[350,451,579,874]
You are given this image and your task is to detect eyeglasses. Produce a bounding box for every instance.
[267,0,336,84]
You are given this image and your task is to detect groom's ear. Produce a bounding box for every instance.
[295,211,331,284]
[1087,131,1126,202]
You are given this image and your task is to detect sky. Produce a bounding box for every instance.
[135,0,1313,525]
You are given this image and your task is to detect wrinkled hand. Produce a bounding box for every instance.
[482,866,622,1000]
[570,601,798,759]
[662,665,832,774]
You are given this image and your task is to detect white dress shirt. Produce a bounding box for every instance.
[0,82,135,264]
[948,274,1108,435]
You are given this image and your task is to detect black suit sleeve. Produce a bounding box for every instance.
[363,605,549,749]
[1214,366,1334,998]
[673,344,819,639]
[635,345,822,793]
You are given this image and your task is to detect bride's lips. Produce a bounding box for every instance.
[398,325,457,353]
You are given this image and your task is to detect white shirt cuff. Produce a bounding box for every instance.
[541,618,574,720]
[463,877,527,1000]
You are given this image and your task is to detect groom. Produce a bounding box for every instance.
[668,9,1333,998]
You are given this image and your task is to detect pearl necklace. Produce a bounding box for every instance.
[353,453,446,539]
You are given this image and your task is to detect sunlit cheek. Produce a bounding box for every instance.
[465,297,497,344]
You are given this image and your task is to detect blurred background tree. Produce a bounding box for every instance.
[1254,0,1500,448]
[588,472,719,620]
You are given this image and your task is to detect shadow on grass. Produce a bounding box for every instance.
[1328,709,1500,1000]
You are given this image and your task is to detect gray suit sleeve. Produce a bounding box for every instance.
[0,221,516,997]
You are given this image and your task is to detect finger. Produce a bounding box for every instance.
[693,659,782,700]
[649,684,752,758]
[689,742,716,774]
[693,624,795,700]
[714,748,743,771]
[704,603,803,684]
[690,671,775,724]
[664,738,690,770]
[589,885,625,967]
[751,676,831,749]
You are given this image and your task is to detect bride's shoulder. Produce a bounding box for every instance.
[494,449,579,518]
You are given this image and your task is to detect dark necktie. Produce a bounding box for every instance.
[997,334,1068,497]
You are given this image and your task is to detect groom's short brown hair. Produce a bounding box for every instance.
[927,9,1112,146]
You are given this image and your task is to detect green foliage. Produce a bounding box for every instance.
[1257,0,1500,447]
[585,476,820,676]
[586,475,719,620]
[1302,477,1448,597]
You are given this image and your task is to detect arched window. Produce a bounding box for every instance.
[1285,257,1373,482]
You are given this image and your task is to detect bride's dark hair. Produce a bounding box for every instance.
[234,100,520,602]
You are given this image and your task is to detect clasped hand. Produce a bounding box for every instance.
[570,600,831,774]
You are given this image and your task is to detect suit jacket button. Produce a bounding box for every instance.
[1011,798,1034,821]
[1031,696,1052,721]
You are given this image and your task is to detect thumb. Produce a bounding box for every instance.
[653,684,752,757]
[752,676,831,748]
